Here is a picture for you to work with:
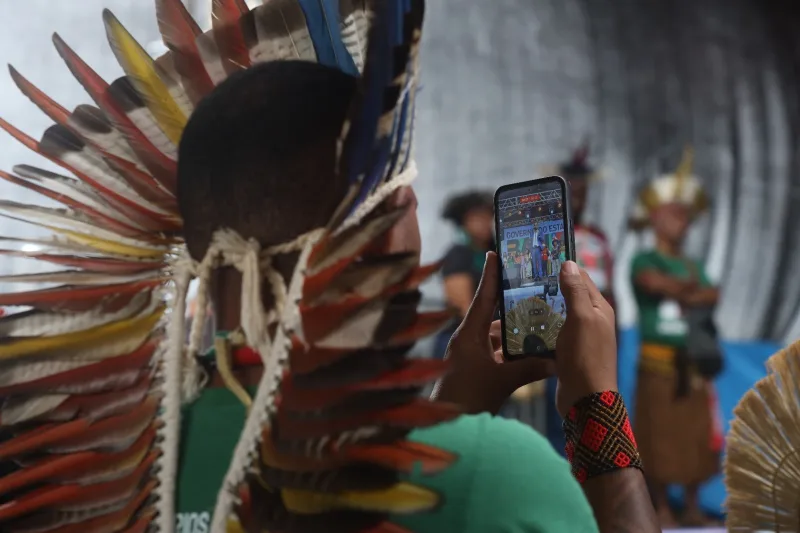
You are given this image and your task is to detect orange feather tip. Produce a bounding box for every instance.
[299,295,372,342]
[156,0,216,104]
[0,424,158,497]
[212,0,253,74]
[0,279,163,310]
[7,65,71,125]
[390,310,451,345]
[0,449,157,522]
[289,337,352,375]
[279,360,449,411]
[347,441,457,475]
[275,399,461,440]
[0,396,159,461]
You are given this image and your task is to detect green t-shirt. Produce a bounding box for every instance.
[176,387,598,533]
[630,250,711,347]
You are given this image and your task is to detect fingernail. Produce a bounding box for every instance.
[563,261,579,275]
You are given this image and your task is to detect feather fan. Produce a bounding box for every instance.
[724,340,800,531]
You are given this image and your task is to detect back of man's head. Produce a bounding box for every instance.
[177,60,357,261]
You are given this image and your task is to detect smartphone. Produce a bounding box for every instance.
[494,176,576,359]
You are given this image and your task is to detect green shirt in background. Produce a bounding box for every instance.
[630,250,712,348]
[176,387,598,533]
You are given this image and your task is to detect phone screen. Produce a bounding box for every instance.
[495,177,574,359]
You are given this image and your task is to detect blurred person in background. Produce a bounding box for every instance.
[558,144,616,310]
[435,191,495,359]
[629,148,723,528]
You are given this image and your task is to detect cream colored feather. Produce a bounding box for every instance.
[724,340,800,531]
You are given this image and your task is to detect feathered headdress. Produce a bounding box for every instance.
[0,2,456,533]
[724,340,800,531]
[539,140,601,181]
[628,145,710,229]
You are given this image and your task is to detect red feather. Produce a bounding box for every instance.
[120,510,157,533]
[346,440,457,475]
[0,425,156,497]
[8,66,173,211]
[0,340,157,397]
[0,251,165,275]
[0,170,147,239]
[0,119,176,231]
[0,280,162,310]
[275,399,460,439]
[52,34,178,193]
[0,395,159,460]
[0,451,157,522]
[212,0,252,74]
[288,336,351,375]
[156,0,217,104]
[42,480,157,533]
[37,373,154,423]
[390,310,452,345]
[299,294,372,342]
[279,359,449,411]
[363,522,415,533]
[8,65,71,126]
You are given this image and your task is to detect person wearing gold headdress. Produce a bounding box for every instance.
[629,148,723,527]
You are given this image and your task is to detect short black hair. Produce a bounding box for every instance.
[441,191,493,227]
[177,61,357,260]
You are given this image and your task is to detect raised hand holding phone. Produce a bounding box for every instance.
[432,252,556,415]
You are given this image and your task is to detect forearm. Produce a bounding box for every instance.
[583,470,660,533]
[563,392,658,533]
[683,287,719,307]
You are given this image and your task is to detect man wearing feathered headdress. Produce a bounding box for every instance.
[0,2,662,532]
[557,144,616,311]
[629,147,723,527]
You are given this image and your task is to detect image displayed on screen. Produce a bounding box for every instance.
[498,180,567,356]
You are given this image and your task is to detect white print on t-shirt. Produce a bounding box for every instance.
[176,512,210,533]
[656,300,688,336]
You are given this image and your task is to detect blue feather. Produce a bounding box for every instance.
[345,2,395,184]
[342,0,420,217]
[297,0,358,75]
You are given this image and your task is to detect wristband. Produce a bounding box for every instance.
[563,391,642,484]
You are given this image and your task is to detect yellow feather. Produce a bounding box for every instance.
[674,145,694,200]
[103,9,187,145]
[0,308,164,360]
[55,228,167,259]
[281,482,439,515]
[226,518,246,533]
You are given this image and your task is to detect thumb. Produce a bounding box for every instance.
[560,261,591,314]
[462,251,499,330]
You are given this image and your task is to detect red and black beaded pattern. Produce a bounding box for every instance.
[563,391,642,483]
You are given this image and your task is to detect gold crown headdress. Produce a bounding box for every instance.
[628,145,710,229]
[0,2,456,532]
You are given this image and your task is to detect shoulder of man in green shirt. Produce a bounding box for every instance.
[176,386,599,533]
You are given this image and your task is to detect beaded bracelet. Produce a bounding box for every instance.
[563,391,643,484]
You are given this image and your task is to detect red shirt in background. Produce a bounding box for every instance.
[574,224,615,309]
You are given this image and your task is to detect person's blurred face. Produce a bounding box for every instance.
[651,203,691,244]
[463,207,494,245]
[566,175,588,220]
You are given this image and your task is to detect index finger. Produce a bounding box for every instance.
[580,269,606,309]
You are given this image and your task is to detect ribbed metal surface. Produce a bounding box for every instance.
[0,0,796,342]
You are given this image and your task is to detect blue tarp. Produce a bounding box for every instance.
[545,327,781,516]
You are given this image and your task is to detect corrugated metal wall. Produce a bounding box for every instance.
[0,0,797,342]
